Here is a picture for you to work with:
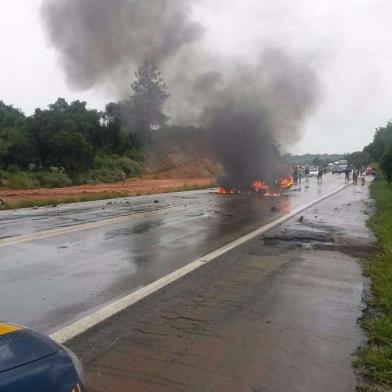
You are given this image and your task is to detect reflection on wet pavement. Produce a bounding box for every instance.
[0,175,348,332]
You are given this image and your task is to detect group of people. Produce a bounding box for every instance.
[292,165,325,185]
[292,165,376,186]
[348,167,365,185]
[343,167,378,185]
[292,166,308,184]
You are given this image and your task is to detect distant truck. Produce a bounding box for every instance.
[309,166,319,177]
[332,160,348,174]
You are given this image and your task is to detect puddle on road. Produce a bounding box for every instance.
[105,220,164,238]
[263,229,334,243]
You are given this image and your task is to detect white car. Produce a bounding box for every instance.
[309,167,319,177]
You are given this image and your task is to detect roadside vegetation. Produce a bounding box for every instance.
[355,181,392,390]
[0,60,205,191]
[354,121,392,390]
[284,153,346,167]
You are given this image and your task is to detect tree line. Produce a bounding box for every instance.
[0,61,169,188]
[347,121,392,182]
[288,122,392,183]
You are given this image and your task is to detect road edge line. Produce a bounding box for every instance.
[50,183,349,344]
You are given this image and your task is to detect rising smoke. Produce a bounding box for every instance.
[41,0,320,189]
[41,0,203,90]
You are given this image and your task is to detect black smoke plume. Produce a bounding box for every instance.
[41,0,320,189]
[202,49,319,189]
[41,0,203,90]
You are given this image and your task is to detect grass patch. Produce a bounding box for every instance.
[355,180,392,389]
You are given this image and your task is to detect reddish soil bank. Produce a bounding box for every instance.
[0,178,215,204]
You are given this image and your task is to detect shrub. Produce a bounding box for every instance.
[7,164,20,173]
[8,173,39,189]
[116,156,140,177]
[88,154,141,183]
[36,172,72,188]
[380,147,392,183]
[83,168,121,184]
[127,148,144,163]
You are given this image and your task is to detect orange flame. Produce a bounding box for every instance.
[252,180,281,196]
[277,175,294,189]
[252,180,269,193]
[217,175,293,196]
[217,187,235,194]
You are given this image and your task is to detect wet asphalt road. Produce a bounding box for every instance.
[0,174,347,333]
[69,183,372,392]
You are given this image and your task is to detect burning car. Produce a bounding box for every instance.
[217,175,294,196]
[0,323,87,392]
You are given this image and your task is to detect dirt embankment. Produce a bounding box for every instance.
[143,127,220,179]
[0,178,214,206]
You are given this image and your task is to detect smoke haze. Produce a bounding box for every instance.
[41,0,320,187]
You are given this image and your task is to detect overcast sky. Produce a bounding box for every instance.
[1,0,392,154]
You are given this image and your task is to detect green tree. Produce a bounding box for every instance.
[380,147,392,183]
[131,60,170,143]
[0,96,144,187]
[347,150,370,168]
[367,122,392,161]
[0,102,33,169]
[28,98,102,168]
[49,131,93,173]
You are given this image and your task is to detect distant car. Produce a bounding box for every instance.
[332,159,349,174]
[0,323,87,392]
[309,167,319,177]
[366,167,375,176]
[332,165,347,174]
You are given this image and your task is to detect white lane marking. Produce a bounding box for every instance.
[0,202,214,247]
[50,183,349,344]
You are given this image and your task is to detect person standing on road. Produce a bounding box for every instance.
[361,170,366,185]
[352,168,359,185]
[305,166,310,182]
[344,167,350,184]
[298,166,303,184]
[293,166,298,185]
[373,170,380,182]
[317,167,323,184]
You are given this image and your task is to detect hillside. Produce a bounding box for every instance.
[143,127,220,179]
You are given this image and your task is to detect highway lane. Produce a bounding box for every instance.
[0,174,347,333]
[0,189,214,239]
